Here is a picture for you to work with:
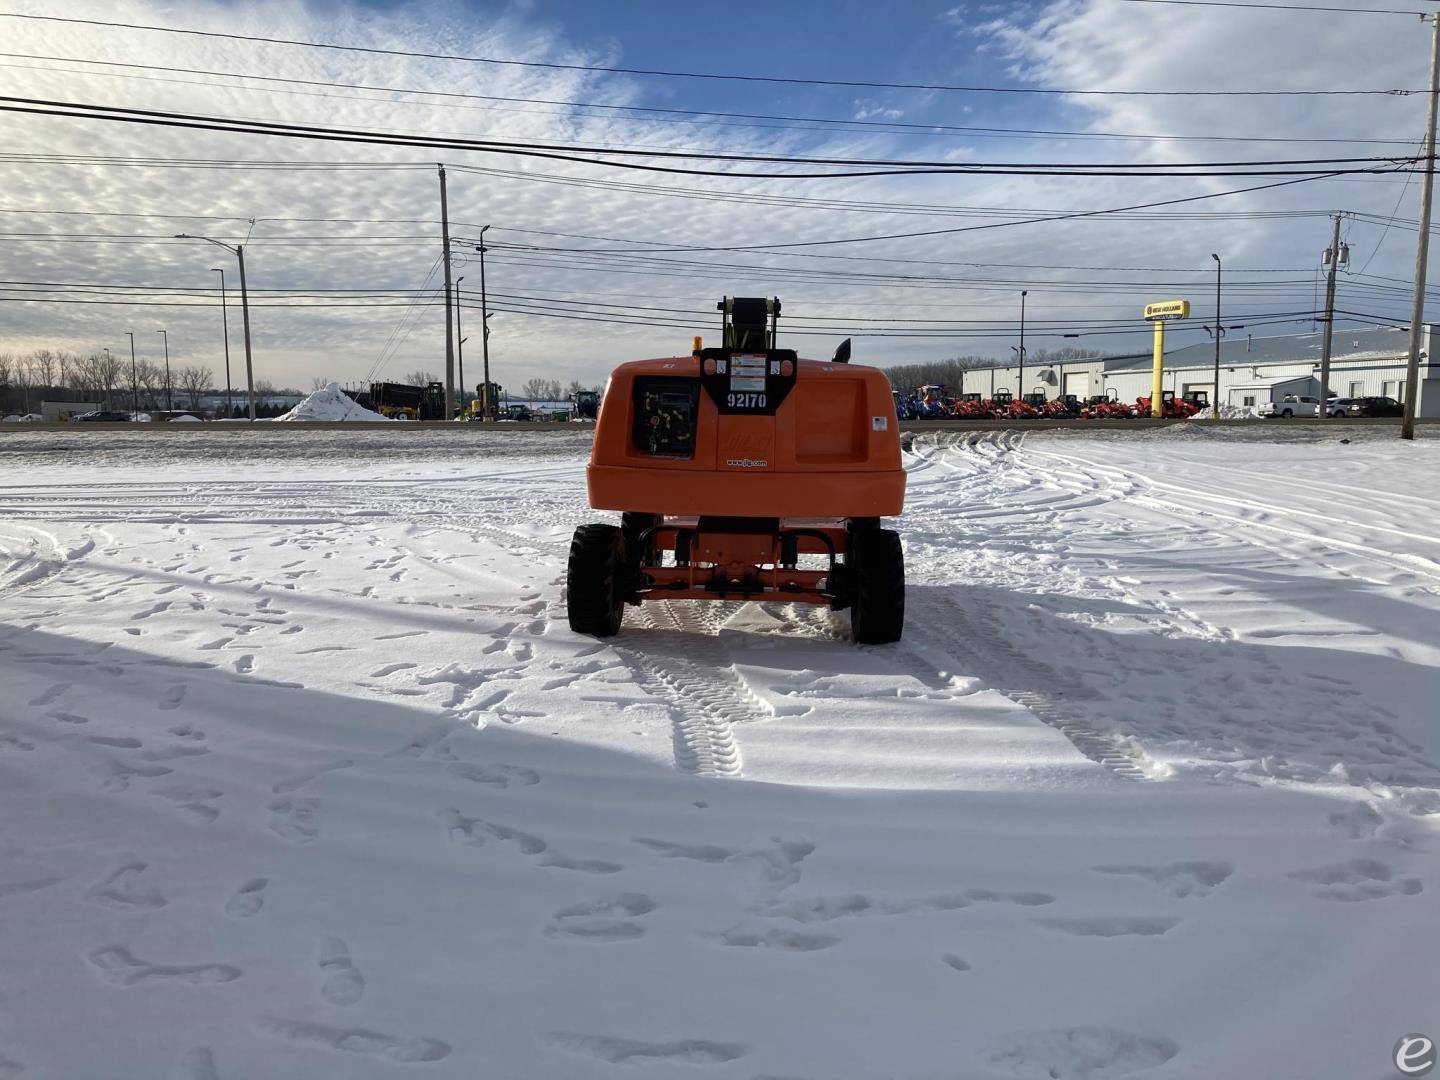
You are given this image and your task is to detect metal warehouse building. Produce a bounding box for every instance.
[952,325,1440,416]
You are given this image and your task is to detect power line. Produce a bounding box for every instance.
[1113,0,1426,14]
[0,12,1421,96]
[2,96,1422,176]
[0,50,1423,146]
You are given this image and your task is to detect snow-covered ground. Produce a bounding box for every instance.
[0,425,1436,1080]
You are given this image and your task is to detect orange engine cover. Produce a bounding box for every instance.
[587,356,906,518]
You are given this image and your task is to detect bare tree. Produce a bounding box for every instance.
[404,369,438,386]
[521,377,551,400]
[178,365,213,411]
[96,351,125,408]
[310,376,332,392]
[135,359,165,409]
[11,361,31,414]
[29,349,58,391]
[253,378,277,396]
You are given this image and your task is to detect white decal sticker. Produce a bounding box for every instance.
[872,415,889,431]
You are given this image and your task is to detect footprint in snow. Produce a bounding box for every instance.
[174,1047,220,1080]
[225,878,268,918]
[1092,860,1232,898]
[1286,858,1423,902]
[984,1026,1178,1079]
[1034,916,1180,938]
[268,798,321,843]
[87,945,241,987]
[260,1017,450,1063]
[547,1032,744,1066]
[544,894,657,942]
[318,937,366,1005]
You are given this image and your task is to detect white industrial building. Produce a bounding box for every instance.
[951,325,1440,415]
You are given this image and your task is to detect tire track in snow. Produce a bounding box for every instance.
[903,590,1155,781]
[617,602,767,779]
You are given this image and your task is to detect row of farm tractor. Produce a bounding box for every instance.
[895,386,1209,421]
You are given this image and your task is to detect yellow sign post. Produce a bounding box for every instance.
[1142,300,1190,418]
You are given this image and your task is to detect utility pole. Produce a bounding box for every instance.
[125,331,138,417]
[1018,289,1027,396]
[1319,213,1343,420]
[438,165,456,419]
[455,275,466,419]
[176,234,254,419]
[157,328,172,412]
[213,267,232,419]
[1404,12,1440,440]
[1211,254,1223,421]
[236,246,256,421]
[477,225,492,420]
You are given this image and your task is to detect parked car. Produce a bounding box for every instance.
[73,410,133,422]
[1261,395,1312,418]
[1346,396,1404,417]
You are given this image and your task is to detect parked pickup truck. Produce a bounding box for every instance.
[1260,394,1347,418]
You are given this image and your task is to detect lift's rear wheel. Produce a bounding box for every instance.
[567,523,627,637]
[849,527,904,644]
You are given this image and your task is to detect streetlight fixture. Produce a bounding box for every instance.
[454,275,466,419]
[212,268,233,419]
[124,331,139,417]
[156,328,172,412]
[1211,253,1222,421]
[175,234,255,420]
[475,226,493,420]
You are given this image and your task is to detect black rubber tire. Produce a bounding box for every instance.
[567,524,626,637]
[849,527,904,644]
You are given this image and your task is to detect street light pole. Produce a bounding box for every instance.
[455,275,466,419]
[1211,254,1222,421]
[157,329,172,412]
[477,226,492,420]
[125,331,138,417]
[176,234,255,420]
[1018,290,1028,395]
[103,347,113,410]
[212,268,232,419]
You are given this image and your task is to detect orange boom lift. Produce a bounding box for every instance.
[567,297,907,643]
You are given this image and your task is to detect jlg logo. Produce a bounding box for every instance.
[725,459,768,468]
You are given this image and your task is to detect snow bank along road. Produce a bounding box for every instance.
[0,426,1436,1079]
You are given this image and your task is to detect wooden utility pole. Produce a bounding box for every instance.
[1403,13,1440,440]
[439,165,456,420]
[1318,214,1342,420]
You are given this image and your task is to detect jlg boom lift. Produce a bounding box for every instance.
[567,296,907,643]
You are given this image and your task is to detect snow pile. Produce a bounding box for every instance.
[1192,403,1263,419]
[274,382,390,422]
[168,414,201,422]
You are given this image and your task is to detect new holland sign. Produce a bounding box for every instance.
[1144,300,1191,322]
